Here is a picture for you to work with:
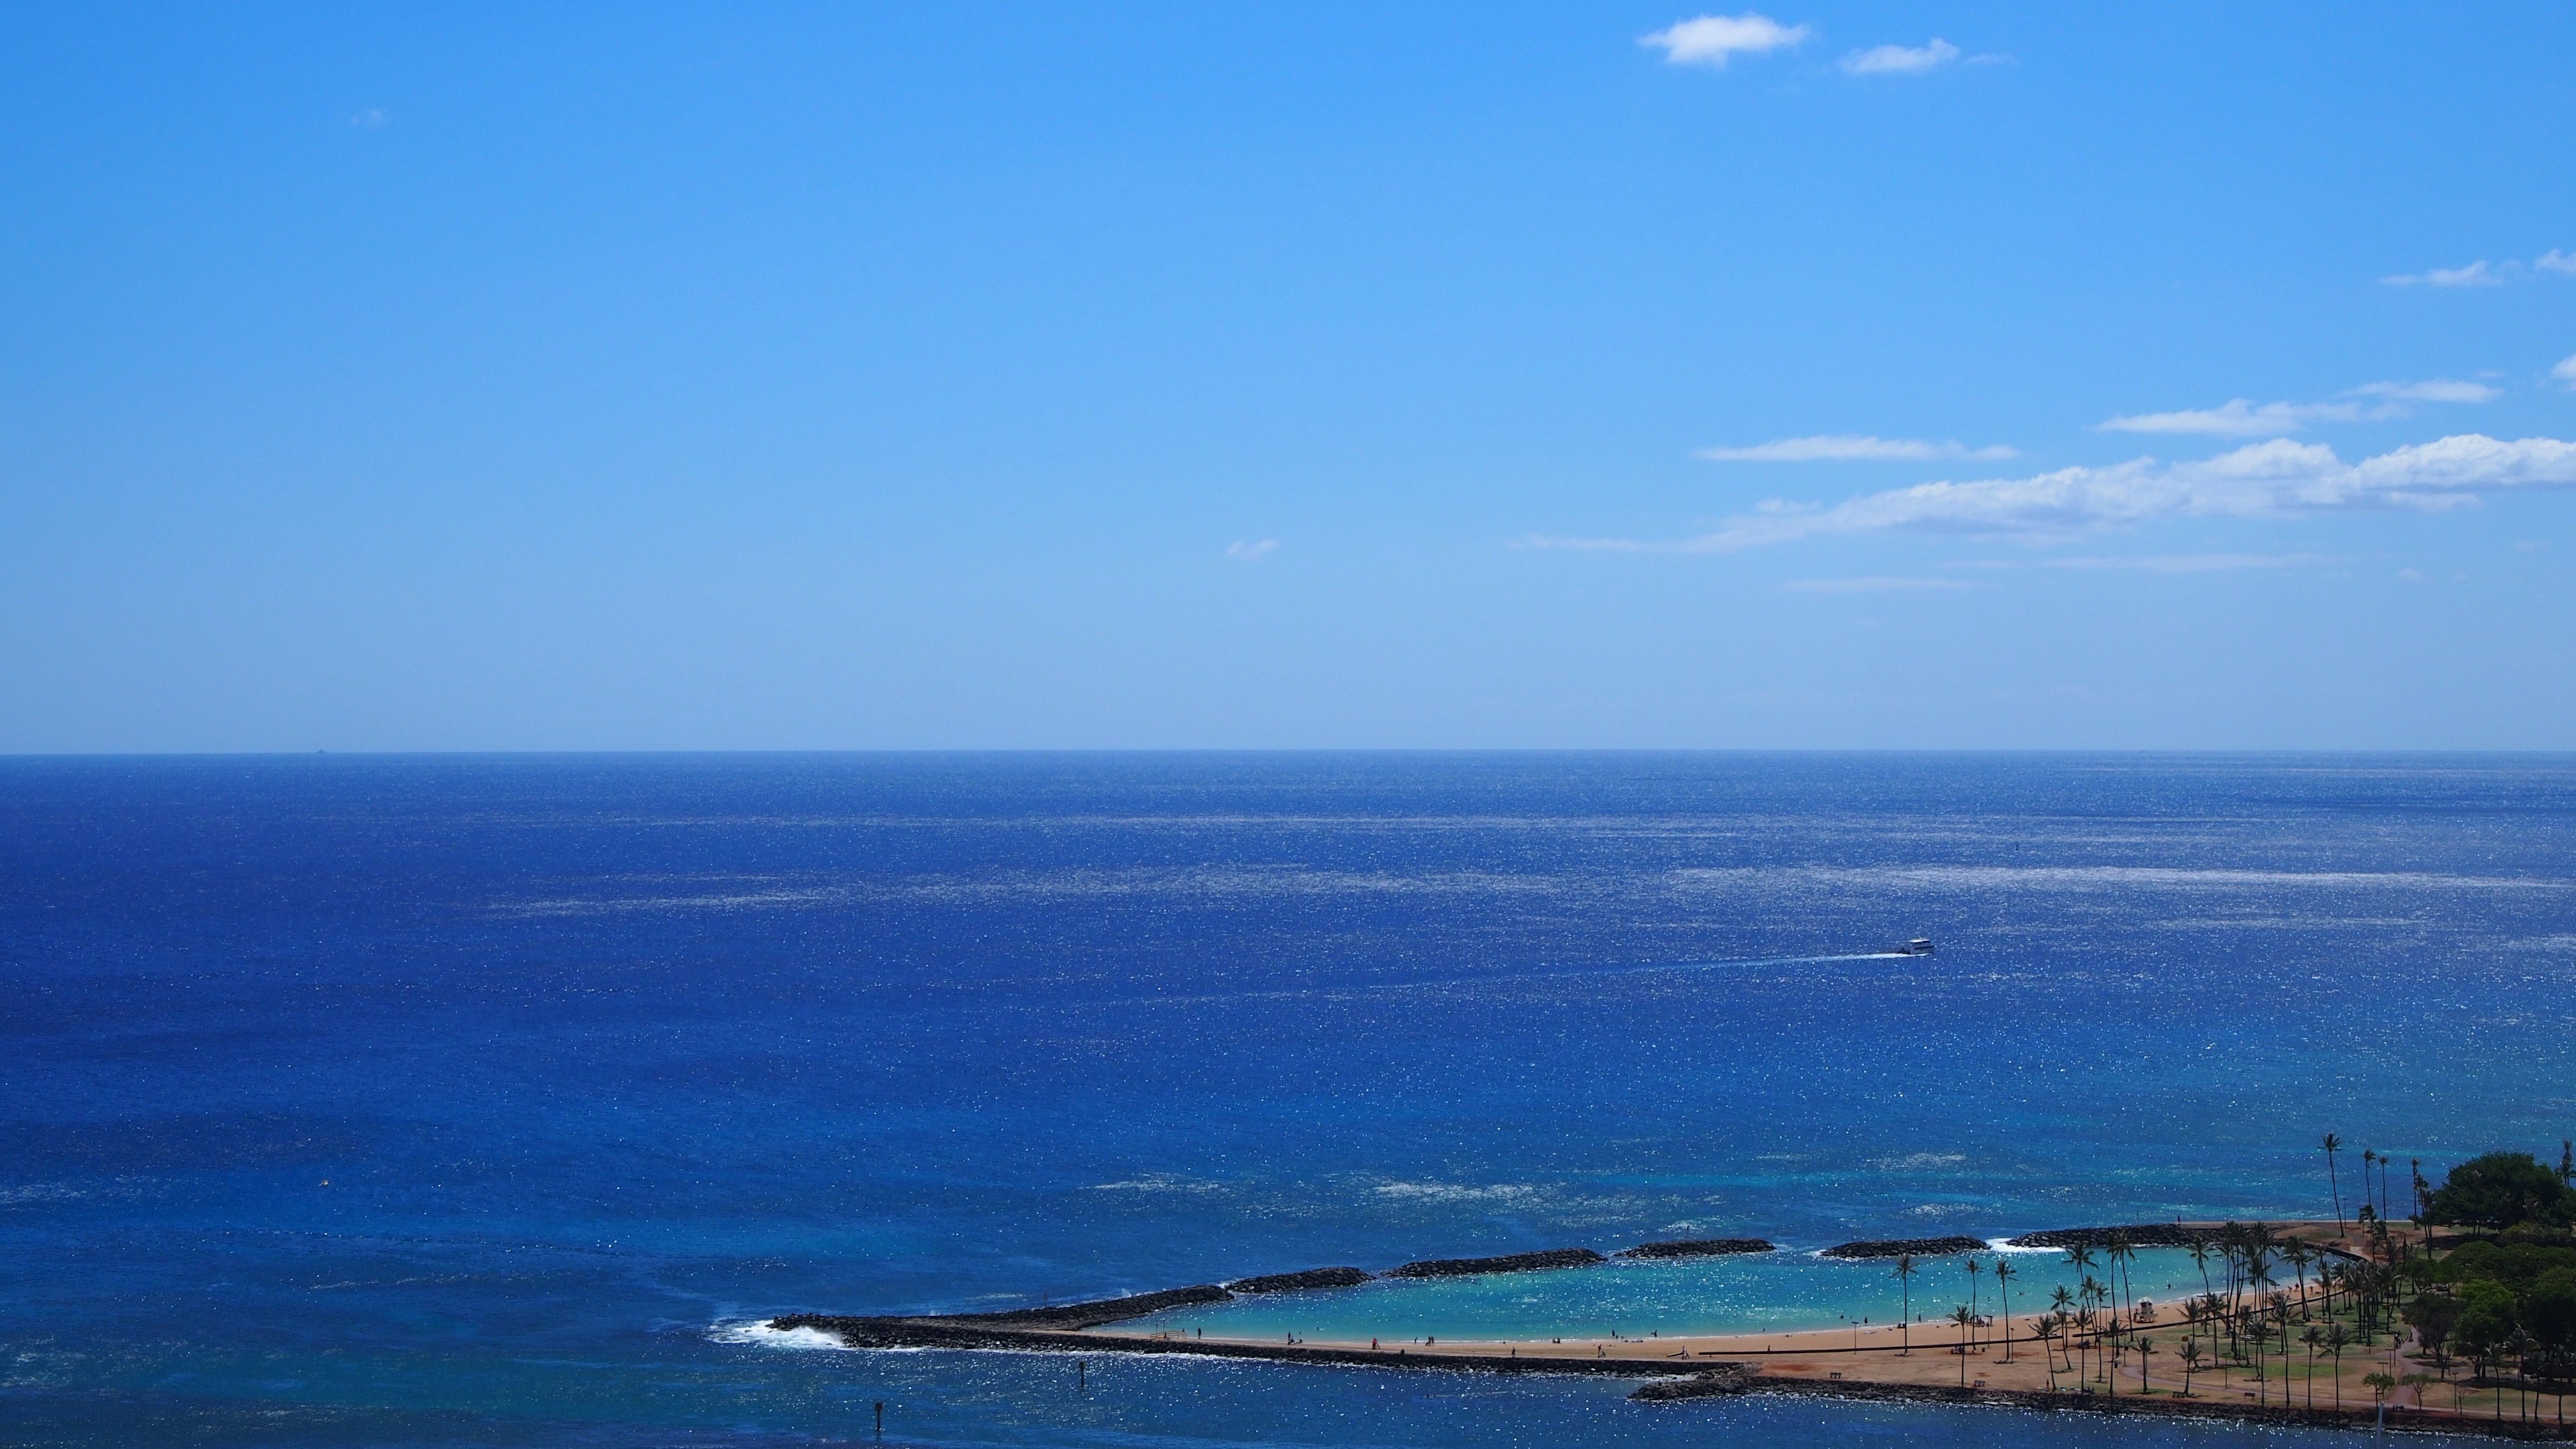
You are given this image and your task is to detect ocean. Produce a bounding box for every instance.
[4,752,2571,1446]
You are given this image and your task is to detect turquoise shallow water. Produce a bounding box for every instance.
[7,752,2569,1446]
[1126,1247,2211,1342]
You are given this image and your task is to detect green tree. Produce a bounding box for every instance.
[2405,1291,2461,1368]
[2526,1267,2576,1414]
[2426,1152,2576,1229]
[2323,1133,2346,1231]
[2453,1279,2519,1381]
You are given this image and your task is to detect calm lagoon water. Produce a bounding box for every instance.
[5,752,2572,1446]
[1124,1245,2211,1344]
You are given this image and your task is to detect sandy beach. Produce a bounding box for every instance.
[1075,1220,2569,1428]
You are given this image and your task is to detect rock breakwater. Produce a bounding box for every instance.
[1627,1364,1762,1399]
[1388,1248,1605,1279]
[922,1285,1233,1330]
[1615,1238,1774,1260]
[2002,1224,2198,1249]
[1226,1267,1374,1294]
[1819,1236,1986,1259]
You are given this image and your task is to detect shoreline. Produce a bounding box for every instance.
[771,1219,2575,1440]
[765,1318,2571,1440]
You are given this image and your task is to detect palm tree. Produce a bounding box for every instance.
[2302,1324,2324,1409]
[2285,1240,2312,1317]
[1892,1254,1917,1355]
[2322,1132,2345,1231]
[2180,1337,2202,1397]
[2106,1233,2137,1328]
[1951,1305,1976,1383]
[1992,1258,2017,1362]
[2137,1336,2159,1395]
[2362,1148,2379,1222]
[2035,1316,2062,1391]
[1964,1257,1983,1352]
[2190,1235,2214,1302]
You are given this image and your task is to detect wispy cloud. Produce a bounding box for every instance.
[2382,251,2576,287]
[2100,399,2345,437]
[2349,378,2500,404]
[2383,260,2508,287]
[348,108,388,128]
[2043,553,2328,574]
[1226,538,1279,561]
[1529,434,2576,553]
[2555,353,2576,392]
[2100,380,2496,436]
[1697,435,2018,462]
[1782,576,1976,592]
[1641,13,1809,68]
[1840,38,1960,74]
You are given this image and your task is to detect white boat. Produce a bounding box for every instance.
[1896,938,1935,955]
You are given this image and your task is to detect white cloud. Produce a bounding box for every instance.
[2383,260,2507,287]
[1225,538,1279,561]
[1641,13,1809,68]
[2100,399,2345,436]
[2349,378,2500,404]
[1529,433,2576,553]
[2101,380,2496,435]
[2554,353,2576,391]
[1840,38,1960,74]
[348,108,388,128]
[2538,250,2576,276]
[1697,435,2018,462]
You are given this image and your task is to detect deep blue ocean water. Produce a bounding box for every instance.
[5,752,2573,1447]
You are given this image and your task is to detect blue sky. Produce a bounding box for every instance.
[6,3,2575,749]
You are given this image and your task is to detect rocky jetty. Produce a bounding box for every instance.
[1628,1364,1761,1399]
[1818,1235,1986,1259]
[920,1285,1233,1330]
[1226,1267,1374,1294]
[2002,1224,2200,1249]
[1615,1238,1774,1260]
[1388,1248,1605,1279]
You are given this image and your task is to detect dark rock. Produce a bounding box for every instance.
[1387,1248,1605,1279]
[1630,1364,1761,1400]
[2003,1224,2202,1250]
[1226,1267,1374,1294]
[905,1284,1232,1330]
[1819,1236,1986,1259]
[1615,1238,1774,1260]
